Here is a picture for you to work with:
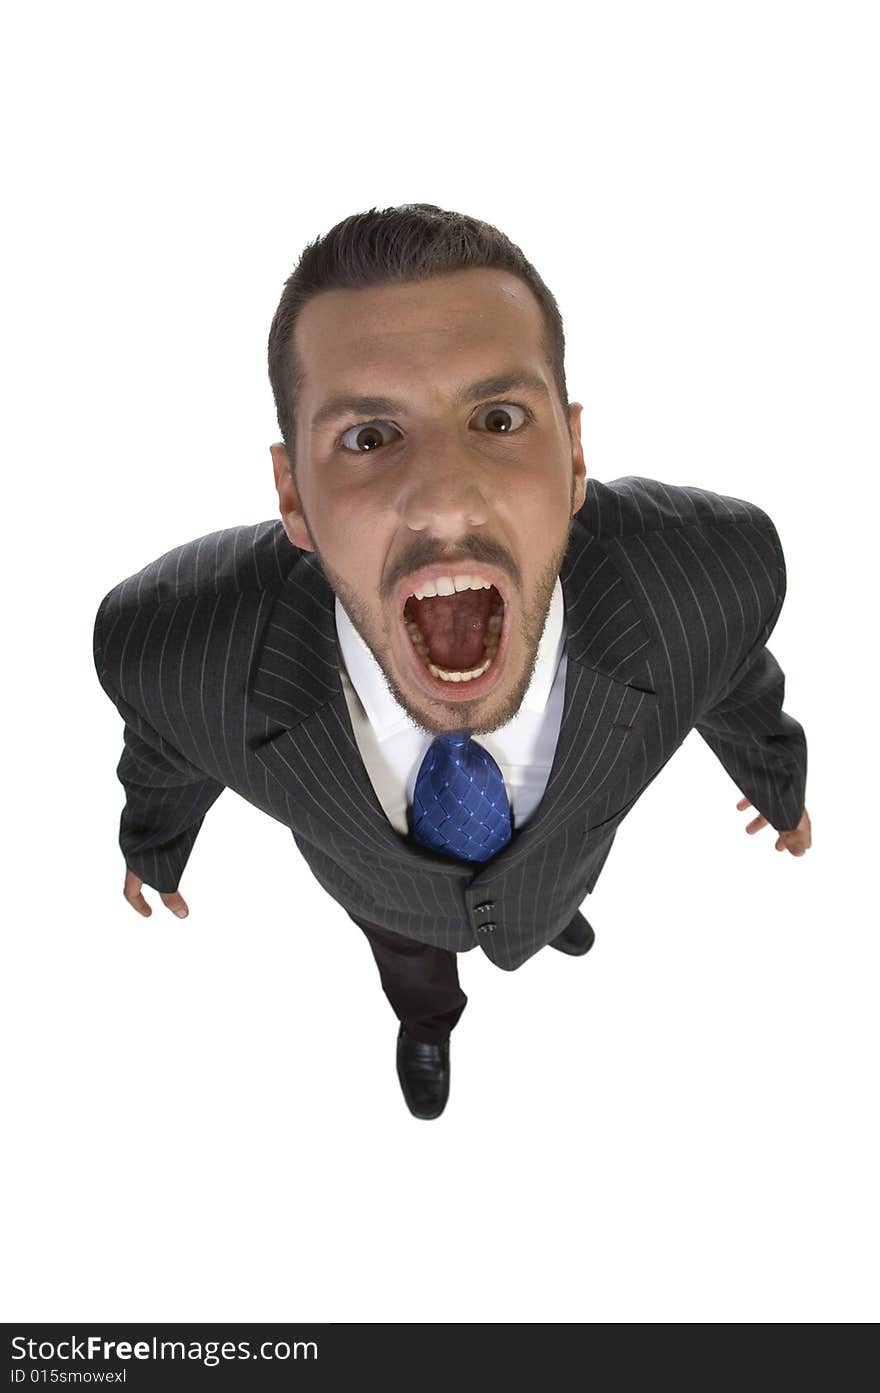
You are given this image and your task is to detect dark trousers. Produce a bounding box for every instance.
[349,914,467,1045]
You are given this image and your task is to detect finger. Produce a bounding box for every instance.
[736,797,752,810]
[124,886,152,916]
[160,892,189,919]
[746,815,768,833]
[777,835,807,855]
[122,867,152,916]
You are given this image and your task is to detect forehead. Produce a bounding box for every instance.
[294,268,549,418]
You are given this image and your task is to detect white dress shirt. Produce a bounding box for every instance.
[334,579,568,836]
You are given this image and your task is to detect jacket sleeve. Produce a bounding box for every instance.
[94,595,225,893]
[693,508,808,833]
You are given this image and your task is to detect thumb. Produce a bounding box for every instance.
[160,891,190,919]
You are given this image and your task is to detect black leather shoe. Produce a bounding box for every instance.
[549,911,596,956]
[396,1024,450,1119]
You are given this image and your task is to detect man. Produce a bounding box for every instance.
[93,203,810,1121]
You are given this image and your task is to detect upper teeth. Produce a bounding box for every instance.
[410,574,493,600]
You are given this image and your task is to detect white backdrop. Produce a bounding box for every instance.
[3,0,877,1323]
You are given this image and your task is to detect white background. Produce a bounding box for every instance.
[2,0,877,1323]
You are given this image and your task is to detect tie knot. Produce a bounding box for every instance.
[437,730,470,752]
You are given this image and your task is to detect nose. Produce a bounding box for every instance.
[399,452,490,538]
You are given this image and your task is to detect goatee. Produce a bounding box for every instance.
[315,525,572,736]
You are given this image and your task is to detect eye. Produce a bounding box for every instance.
[336,401,534,454]
[471,401,533,434]
[337,420,399,453]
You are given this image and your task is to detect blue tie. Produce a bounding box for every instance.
[411,731,512,863]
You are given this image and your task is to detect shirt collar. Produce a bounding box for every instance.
[334,576,565,741]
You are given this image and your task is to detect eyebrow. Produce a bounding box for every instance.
[309,369,552,432]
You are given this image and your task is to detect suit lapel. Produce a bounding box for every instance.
[466,523,659,872]
[247,547,418,862]
[247,524,658,864]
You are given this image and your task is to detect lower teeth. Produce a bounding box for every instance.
[427,657,492,683]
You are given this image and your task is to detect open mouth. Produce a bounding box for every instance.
[398,567,508,697]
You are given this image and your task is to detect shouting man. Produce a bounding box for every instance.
[93,203,811,1120]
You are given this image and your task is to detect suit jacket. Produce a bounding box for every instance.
[92,475,808,972]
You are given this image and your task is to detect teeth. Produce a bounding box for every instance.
[428,657,492,683]
[411,573,494,600]
[404,618,429,656]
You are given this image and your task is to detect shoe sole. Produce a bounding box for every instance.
[549,926,596,956]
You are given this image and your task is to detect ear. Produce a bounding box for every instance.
[568,402,587,514]
[270,442,314,552]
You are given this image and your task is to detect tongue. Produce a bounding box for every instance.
[407,589,493,670]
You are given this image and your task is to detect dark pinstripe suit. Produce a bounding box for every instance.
[93,475,807,974]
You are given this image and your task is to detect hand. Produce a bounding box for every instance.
[736,797,812,856]
[123,866,190,918]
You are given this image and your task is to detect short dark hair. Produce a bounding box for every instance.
[267,203,570,468]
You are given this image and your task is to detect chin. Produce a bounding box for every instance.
[322,541,559,735]
[385,643,539,737]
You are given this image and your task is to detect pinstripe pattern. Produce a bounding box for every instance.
[93,476,807,972]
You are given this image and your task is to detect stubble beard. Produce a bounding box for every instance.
[314,524,573,737]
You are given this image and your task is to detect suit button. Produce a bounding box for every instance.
[476,922,496,933]
[474,901,495,913]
